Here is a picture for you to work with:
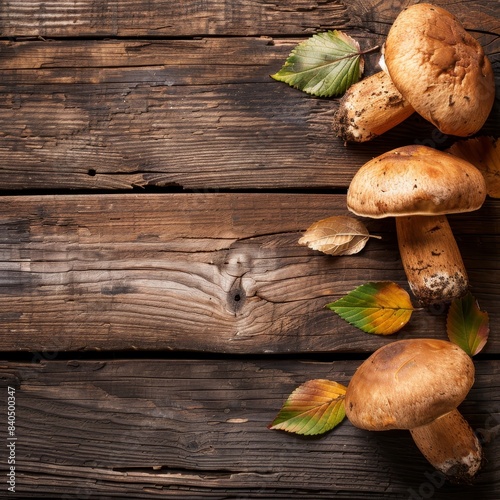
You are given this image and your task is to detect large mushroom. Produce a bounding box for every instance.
[345,339,483,483]
[347,145,486,306]
[334,3,495,142]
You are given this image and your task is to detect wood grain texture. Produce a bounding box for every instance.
[0,0,497,37]
[0,0,497,191]
[0,0,498,496]
[0,37,418,191]
[1,358,498,498]
[1,193,498,354]
[0,34,497,191]
[0,0,351,37]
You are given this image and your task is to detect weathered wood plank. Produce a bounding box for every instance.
[0,81,393,191]
[1,358,499,498]
[0,37,296,82]
[0,0,496,37]
[0,35,497,191]
[1,193,499,354]
[0,0,349,37]
[0,35,399,191]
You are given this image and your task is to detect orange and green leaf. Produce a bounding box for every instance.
[268,379,347,436]
[447,292,489,356]
[326,282,413,335]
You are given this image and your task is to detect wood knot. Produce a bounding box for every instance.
[228,286,246,313]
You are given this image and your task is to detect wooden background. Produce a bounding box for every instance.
[0,0,498,498]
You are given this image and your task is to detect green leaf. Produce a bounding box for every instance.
[271,30,365,97]
[447,292,489,356]
[326,282,414,335]
[268,379,347,436]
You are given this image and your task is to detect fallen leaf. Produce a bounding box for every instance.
[298,215,381,256]
[447,136,500,198]
[268,379,347,436]
[447,292,489,356]
[326,282,414,335]
[271,31,366,97]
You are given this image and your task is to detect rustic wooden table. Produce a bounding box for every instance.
[0,1,498,498]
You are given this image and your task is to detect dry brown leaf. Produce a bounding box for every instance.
[447,136,500,198]
[298,215,380,256]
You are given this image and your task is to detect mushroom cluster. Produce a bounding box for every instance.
[340,3,495,305]
[345,339,483,483]
[334,3,495,142]
[339,3,493,483]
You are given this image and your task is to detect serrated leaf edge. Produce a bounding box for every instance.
[268,380,347,436]
[326,282,414,335]
[271,30,365,97]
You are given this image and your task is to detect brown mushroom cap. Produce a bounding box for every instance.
[347,145,486,218]
[383,3,495,136]
[345,339,475,431]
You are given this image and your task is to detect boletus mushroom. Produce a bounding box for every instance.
[345,339,483,483]
[347,145,486,306]
[335,3,495,142]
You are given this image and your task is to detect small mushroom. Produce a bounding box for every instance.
[347,145,486,306]
[335,3,495,142]
[345,339,483,483]
[333,70,414,143]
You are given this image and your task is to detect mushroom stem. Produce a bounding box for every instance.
[410,408,483,483]
[334,71,414,142]
[395,214,468,306]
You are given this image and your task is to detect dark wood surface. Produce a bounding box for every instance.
[2,359,500,499]
[0,0,499,498]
